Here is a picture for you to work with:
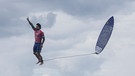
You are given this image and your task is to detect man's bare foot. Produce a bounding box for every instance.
[39,61,44,65]
[36,61,40,64]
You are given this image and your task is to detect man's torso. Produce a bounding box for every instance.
[34,29,44,43]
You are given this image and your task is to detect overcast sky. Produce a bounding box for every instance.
[0,0,135,76]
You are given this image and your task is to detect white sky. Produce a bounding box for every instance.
[0,0,135,76]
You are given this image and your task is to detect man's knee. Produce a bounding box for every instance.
[33,52,37,55]
[34,52,40,55]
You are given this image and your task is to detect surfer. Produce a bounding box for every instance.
[27,17,45,65]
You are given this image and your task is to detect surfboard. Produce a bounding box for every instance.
[95,16,114,54]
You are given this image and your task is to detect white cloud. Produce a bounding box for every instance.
[0,0,135,76]
[27,12,57,28]
[0,34,34,76]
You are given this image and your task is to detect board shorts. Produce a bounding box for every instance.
[33,43,42,53]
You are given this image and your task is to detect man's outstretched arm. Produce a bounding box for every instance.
[27,17,35,30]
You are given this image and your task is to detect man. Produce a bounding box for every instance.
[27,17,45,65]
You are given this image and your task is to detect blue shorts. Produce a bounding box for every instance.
[33,43,42,53]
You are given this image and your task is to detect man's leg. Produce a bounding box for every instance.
[37,53,44,65]
[33,43,41,64]
[34,52,41,64]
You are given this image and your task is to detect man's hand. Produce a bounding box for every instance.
[27,17,29,21]
[40,44,43,48]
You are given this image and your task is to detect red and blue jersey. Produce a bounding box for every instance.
[34,29,44,43]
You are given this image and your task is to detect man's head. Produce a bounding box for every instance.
[36,23,41,30]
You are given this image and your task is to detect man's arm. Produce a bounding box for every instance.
[41,36,45,45]
[27,17,35,30]
[41,36,45,48]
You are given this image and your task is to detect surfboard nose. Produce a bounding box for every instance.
[106,16,114,27]
[110,16,114,23]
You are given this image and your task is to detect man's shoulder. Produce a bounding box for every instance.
[40,29,43,32]
[39,30,44,34]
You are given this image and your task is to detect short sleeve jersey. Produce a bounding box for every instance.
[34,29,44,43]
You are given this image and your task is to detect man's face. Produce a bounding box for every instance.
[36,25,40,30]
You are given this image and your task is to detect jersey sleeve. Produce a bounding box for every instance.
[42,32,45,38]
